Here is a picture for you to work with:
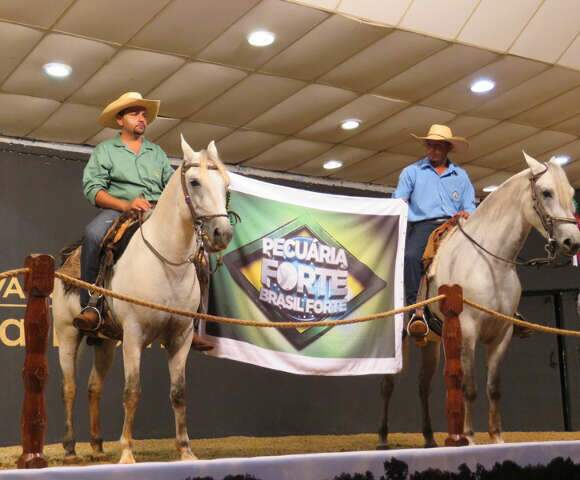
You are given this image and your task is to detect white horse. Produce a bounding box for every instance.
[52,136,233,463]
[379,152,580,448]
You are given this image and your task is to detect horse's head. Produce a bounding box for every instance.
[179,135,233,252]
[523,151,580,256]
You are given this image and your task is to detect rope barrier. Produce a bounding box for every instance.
[53,272,441,329]
[463,298,580,338]
[2,267,580,336]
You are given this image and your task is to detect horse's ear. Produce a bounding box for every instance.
[523,150,544,175]
[181,134,197,163]
[207,140,219,161]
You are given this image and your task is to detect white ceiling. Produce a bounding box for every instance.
[0,0,579,193]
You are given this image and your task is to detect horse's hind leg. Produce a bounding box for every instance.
[486,329,512,443]
[57,325,82,459]
[377,374,395,449]
[419,339,440,448]
[88,339,116,456]
[166,324,197,461]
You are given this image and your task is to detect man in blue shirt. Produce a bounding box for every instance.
[393,124,476,340]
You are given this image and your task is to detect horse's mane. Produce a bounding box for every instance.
[548,161,574,213]
[195,148,230,186]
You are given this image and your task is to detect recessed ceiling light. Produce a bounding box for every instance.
[43,62,72,78]
[323,160,343,170]
[553,155,570,166]
[470,78,495,94]
[247,30,275,47]
[483,185,498,193]
[340,119,361,130]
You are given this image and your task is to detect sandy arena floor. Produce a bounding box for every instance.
[1,432,580,468]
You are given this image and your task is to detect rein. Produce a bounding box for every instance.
[457,163,577,267]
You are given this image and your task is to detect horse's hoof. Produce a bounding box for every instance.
[375,443,389,450]
[88,451,108,461]
[180,450,198,461]
[62,454,81,465]
[490,435,504,444]
[424,440,438,449]
[118,451,136,464]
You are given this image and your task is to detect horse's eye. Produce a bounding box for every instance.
[190,179,200,187]
[542,190,553,199]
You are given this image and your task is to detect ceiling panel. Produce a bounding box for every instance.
[510,0,579,63]
[261,14,387,81]
[54,0,171,44]
[513,86,580,129]
[216,130,285,164]
[243,138,333,170]
[156,122,233,157]
[422,56,548,114]
[296,94,408,142]
[338,0,413,26]
[470,66,580,121]
[190,74,305,128]
[146,62,247,119]
[375,44,497,102]
[129,0,260,56]
[458,0,542,52]
[399,0,479,40]
[552,115,580,137]
[70,49,185,107]
[291,145,375,176]
[460,122,539,163]
[86,116,182,146]
[473,171,514,191]
[319,30,448,93]
[29,103,101,143]
[537,139,580,163]
[197,0,328,70]
[331,152,415,182]
[470,130,576,169]
[559,35,580,71]
[0,93,60,136]
[0,0,74,28]
[345,105,455,150]
[461,164,496,182]
[373,170,400,187]
[246,83,357,135]
[0,22,43,84]
[2,33,116,101]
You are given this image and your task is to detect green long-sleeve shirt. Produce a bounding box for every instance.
[83,135,174,206]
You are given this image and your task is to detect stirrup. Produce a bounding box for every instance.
[406,313,430,338]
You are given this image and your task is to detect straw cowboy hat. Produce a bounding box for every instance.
[411,124,469,153]
[98,92,160,129]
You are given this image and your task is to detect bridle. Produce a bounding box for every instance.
[139,161,240,267]
[457,163,577,267]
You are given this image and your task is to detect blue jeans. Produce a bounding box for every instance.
[404,220,441,306]
[80,209,121,307]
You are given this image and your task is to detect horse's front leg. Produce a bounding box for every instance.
[419,339,440,448]
[119,330,144,464]
[166,322,197,461]
[486,328,512,443]
[460,334,477,445]
[377,374,395,449]
[88,339,116,456]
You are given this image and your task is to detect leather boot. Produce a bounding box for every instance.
[191,334,214,352]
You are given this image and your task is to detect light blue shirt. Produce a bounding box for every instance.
[393,157,476,223]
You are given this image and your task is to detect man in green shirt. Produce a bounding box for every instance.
[75,92,212,350]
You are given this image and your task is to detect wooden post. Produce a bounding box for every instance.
[17,255,54,469]
[439,284,468,447]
